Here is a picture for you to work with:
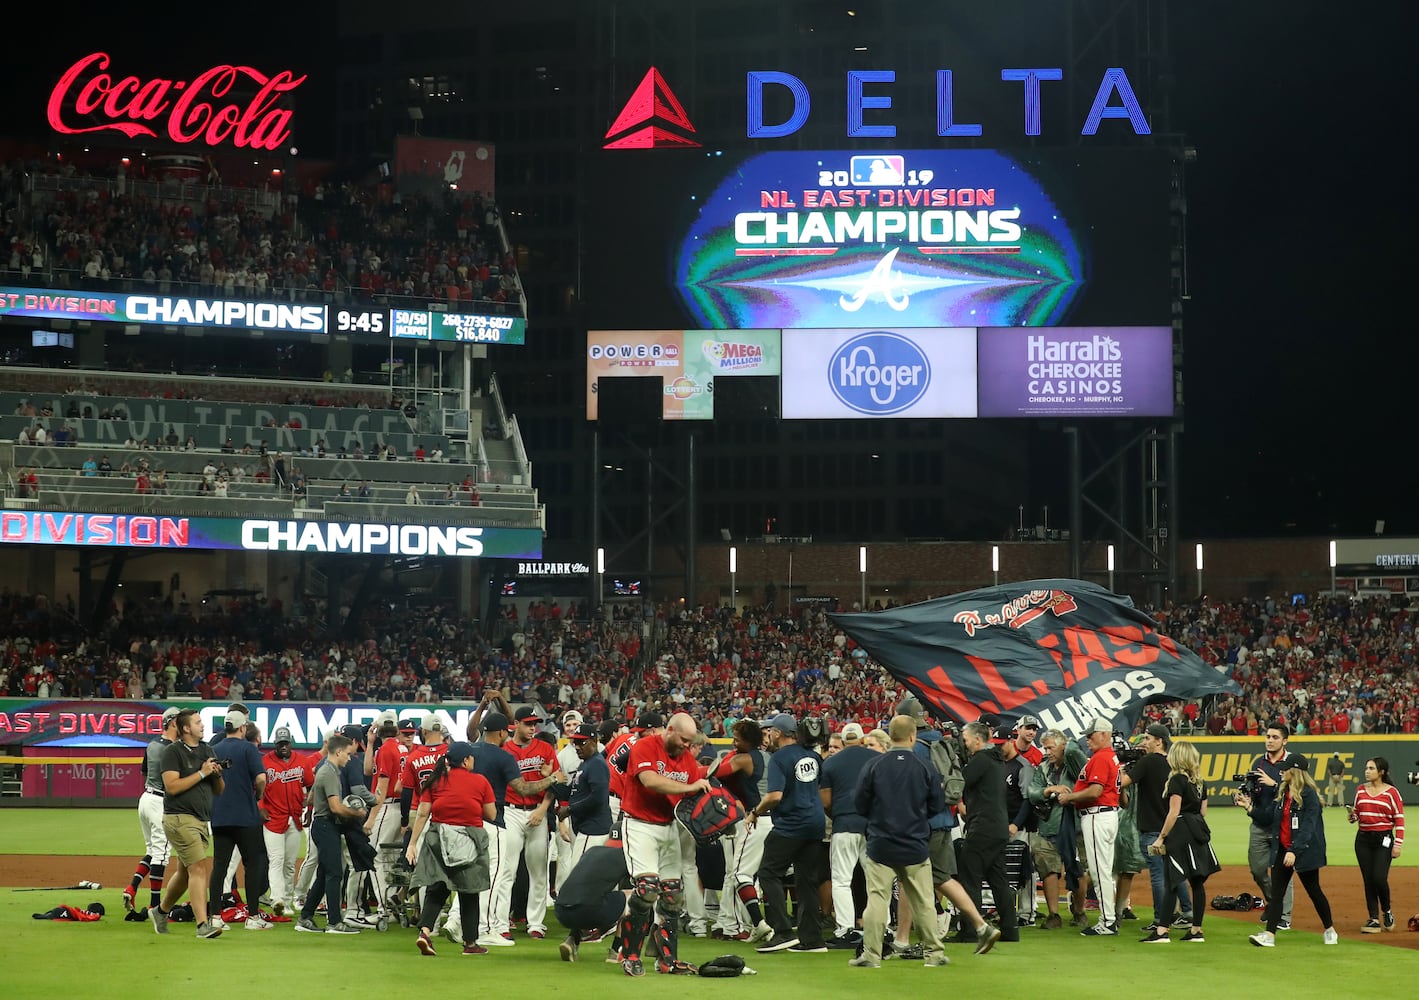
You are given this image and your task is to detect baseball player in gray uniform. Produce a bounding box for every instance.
[124,707,180,914]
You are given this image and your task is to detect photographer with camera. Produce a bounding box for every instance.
[1235,723,1307,931]
[1027,729,1089,929]
[153,709,226,939]
[1348,757,1405,933]
[958,721,1019,941]
[1241,766,1338,947]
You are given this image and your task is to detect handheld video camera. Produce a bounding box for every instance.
[1406,761,1419,787]
[1112,733,1145,766]
[1233,758,1298,796]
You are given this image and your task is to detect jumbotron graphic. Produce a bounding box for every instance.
[674,149,1084,329]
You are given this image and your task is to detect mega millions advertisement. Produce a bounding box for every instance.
[587,329,781,420]
[584,148,1171,331]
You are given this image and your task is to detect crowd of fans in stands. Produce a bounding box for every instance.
[3,588,1417,738]
[1,158,521,313]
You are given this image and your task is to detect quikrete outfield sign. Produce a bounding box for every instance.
[0,511,542,558]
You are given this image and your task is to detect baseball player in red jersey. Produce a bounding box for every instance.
[1046,717,1122,935]
[401,716,450,847]
[260,726,313,916]
[358,713,413,923]
[496,706,565,938]
[617,712,709,976]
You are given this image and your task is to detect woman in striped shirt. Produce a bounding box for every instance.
[1348,757,1405,933]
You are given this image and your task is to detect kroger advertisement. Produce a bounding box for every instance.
[585,148,1171,331]
[977,326,1173,417]
[587,329,781,420]
[0,511,542,558]
[781,328,977,419]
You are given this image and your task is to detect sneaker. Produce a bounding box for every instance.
[122,889,136,913]
[478,934,516,947]
[757,933,800,953]
[1181,929,1205,942]
[417,932,437,956]
[748,920,774,944]
[461,944,489,956]
[1276,920,1292,931]
[1362,919,1382,934]
[1140,929,1171,944]
[245,914,273,930]
[710,927,727,940]
[975,922,1002,954]
[150,907,169,935]
[889,942,924,960]
[295,918,323,933]
[560,934,580,961]
[1383,911,1396,932]
[1248,931,1275,948]
[787,943,829,953]
[582,927,608,944]
[528,929,545,939]
[195,921,224,939]
[656,959,698,974]
[1120,907,1139,921]
[825,933,860,950]
[1080,923,1117,937]
[622,957,645,977]
[441,922,463,944]
[923,955,950,967]
[728,931,751,941]
[1171,914,1193,929]
[1042,913,1063,930]
[1070,910,1090,928]
[1323,927,1339,945]
[326,922,361,934]
[847,956,880,968]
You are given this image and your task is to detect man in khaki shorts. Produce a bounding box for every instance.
[1027,729,1089,929]
[152,709,227,939]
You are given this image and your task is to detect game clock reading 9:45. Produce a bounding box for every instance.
[334,307,387,334]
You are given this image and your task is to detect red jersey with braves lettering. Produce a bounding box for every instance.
[261,749,314,833]
[505,737,558,808]
[1074,746,1121,808]
[621,734,703,824]
[401,742,449,807]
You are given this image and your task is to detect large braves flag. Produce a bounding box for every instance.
[830,579,1239,740]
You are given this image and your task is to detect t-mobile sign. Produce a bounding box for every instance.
[976,326,1172,418]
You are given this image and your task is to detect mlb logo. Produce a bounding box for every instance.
[850,155,905,186]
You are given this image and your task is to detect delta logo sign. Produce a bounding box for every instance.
[603,65,1150,150]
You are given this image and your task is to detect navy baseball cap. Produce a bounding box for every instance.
[766,713,797,735]
[569,723,598,741]
[513,706,544,723]
[480,711,511,732]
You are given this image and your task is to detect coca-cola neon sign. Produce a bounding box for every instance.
[47,52,306,151]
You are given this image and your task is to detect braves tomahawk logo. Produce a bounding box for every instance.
[953,589,1079,637]
[839,248,910,312]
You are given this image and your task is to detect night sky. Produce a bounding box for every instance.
[3,3,1409,539]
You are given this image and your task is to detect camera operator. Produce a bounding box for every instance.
[1235,723,1307,931]
[751,715,828,953]
[1027,729,1088,929]
[1121,723,1192,934]
[958,722,1018,941]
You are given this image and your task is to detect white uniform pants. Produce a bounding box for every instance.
[829,830,867,937]
[138,791,170,865]
[489,809,550,934]
[1080,809,1119,926]
[714,814,771,934]
[263,818,302,910]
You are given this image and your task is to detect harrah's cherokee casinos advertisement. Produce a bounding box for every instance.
[585,147,1172,332]
[976,326,1173,418]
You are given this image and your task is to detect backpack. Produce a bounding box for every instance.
[921,735,966,807]
[674,778,745,846]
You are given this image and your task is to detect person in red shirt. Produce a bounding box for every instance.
[1348,757,1405,931]
[260,726,313,916]
[405,742,496,957]
[1045,717,1121,936]
[497,707,566,940]
[361,713,413,924]
[400,716,450,834]
[617,712,709,977]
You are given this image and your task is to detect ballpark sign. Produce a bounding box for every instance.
[831,579,1240,740]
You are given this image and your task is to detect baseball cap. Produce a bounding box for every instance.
[841,722,865,743]
[398,717,420,733]
[161,706,182,726]
[1016,715,1042,730]
[445,741,476,767]
[634,711,665,731]
[569,723,598,741]
[1085,717,1114,736]
[224,709,248,729]
[421,714,443,734]
[766,713,797,735]
[480,711,511,733]
[339,724,366,742]
[514,706,544,724]
[896,696,926,725]
[376,709,398,729]
[1144,722,1172,748]
[562,710,584,727]
[272,726,293,743]
[598,719,621,743]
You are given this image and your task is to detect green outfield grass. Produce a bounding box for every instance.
[2,806,1415,997]
[4,804,1414,867]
